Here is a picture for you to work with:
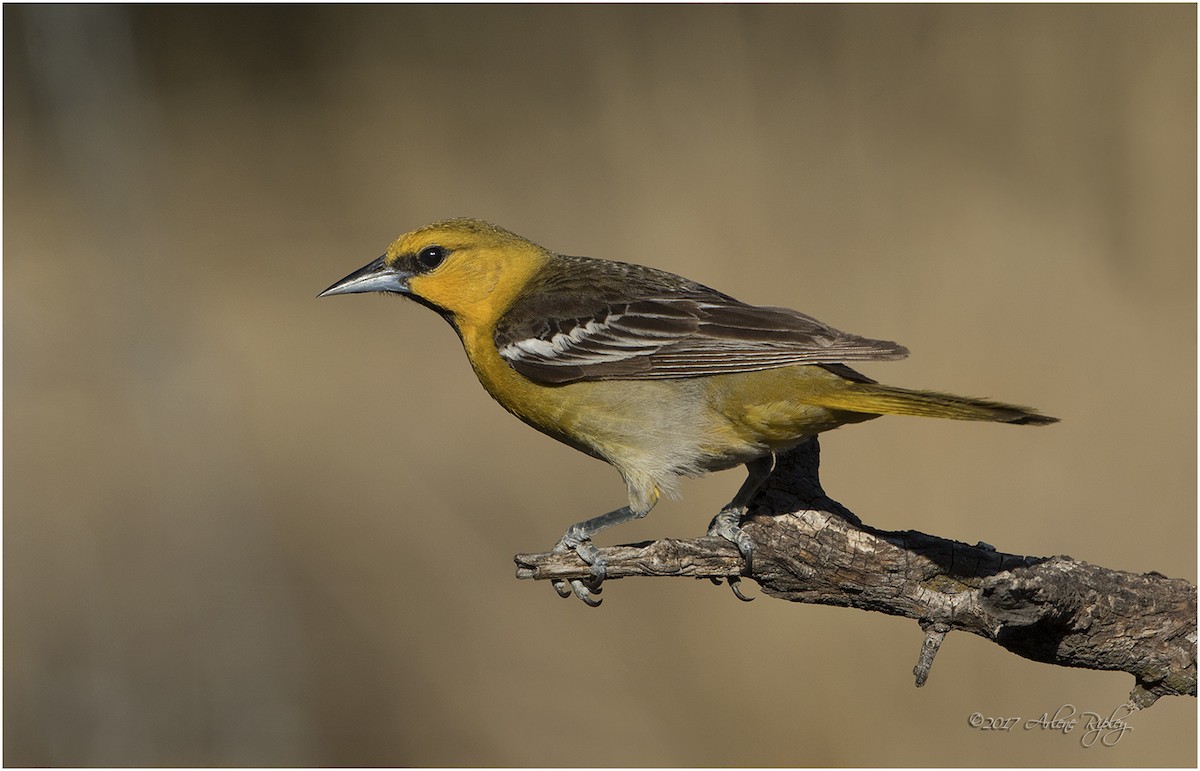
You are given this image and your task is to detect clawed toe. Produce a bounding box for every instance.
[708,507,755,568]
[552,575,603,605]
[552,535,607,606]
[572,578,604,606]
[708,507,756,600]
[726,575,754,602]
[708,575,756,601]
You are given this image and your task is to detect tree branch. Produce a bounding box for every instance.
[514,438,1196,708]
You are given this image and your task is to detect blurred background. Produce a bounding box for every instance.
[4,4,1195,767]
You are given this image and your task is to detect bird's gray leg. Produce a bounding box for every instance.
[552,504,648,606]
[708,453,776,600]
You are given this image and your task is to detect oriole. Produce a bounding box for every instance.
[320,218,1057,605]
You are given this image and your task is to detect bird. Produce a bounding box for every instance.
[319,218,1057,605]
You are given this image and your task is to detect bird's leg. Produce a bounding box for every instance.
[552,504,647,606]
[708,453,776,600]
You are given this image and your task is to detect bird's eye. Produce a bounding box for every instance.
[416,245,447,270]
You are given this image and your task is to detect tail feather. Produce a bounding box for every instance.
[811,383,1059,426]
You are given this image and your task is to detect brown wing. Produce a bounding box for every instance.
[494,254,908,385]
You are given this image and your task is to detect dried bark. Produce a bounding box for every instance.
[514,438,1196,708]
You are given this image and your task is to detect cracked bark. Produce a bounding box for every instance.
[514,438,1196,708]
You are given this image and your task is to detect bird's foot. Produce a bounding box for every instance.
[708,507,755,571]
[707,507,755,601]
[551,529,606,606]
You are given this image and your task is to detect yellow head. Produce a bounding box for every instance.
[319,218,550,330]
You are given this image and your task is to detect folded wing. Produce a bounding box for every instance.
[495,256,908,385]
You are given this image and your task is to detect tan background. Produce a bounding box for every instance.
[5,5,1195,767]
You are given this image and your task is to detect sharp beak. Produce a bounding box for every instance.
[318,255,413,298]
